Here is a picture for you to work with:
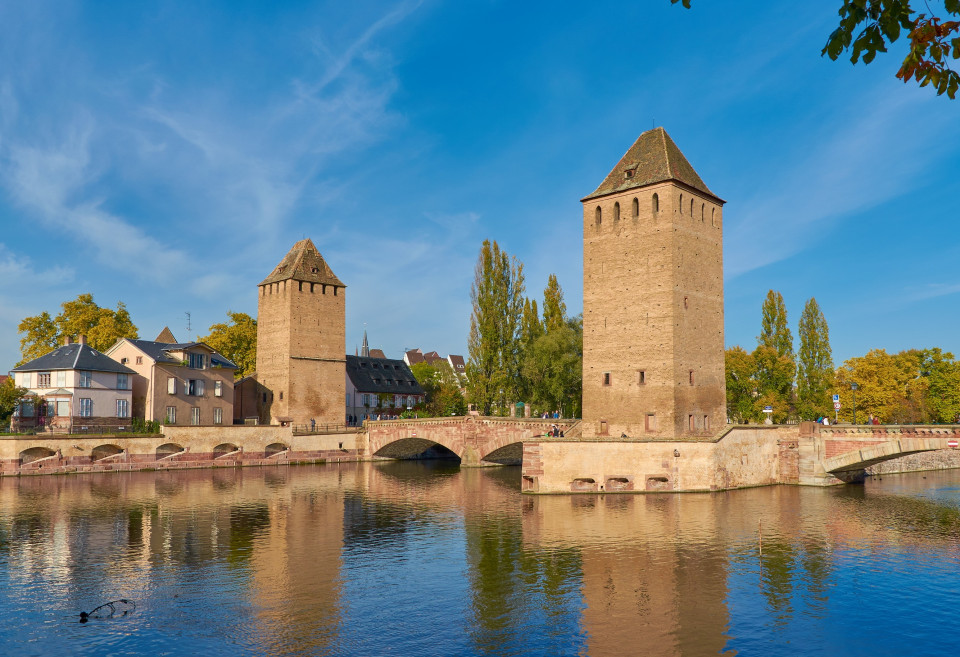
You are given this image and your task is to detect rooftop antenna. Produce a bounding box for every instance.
[185,311,192,336]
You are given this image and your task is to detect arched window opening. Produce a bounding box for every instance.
[632,197,639,217]
[679,194,683,213]
[614,202,620,222]
[652,193,659,213]
[690,199,694,216]
[595,206,602,228]
[712,208,716,227]
[701,203,705,221]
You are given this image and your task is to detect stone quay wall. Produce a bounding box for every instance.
[0,425,363,477]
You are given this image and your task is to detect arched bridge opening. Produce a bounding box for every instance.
[481,441,524,466]
[372,437,460,462]
[824,437,958,476]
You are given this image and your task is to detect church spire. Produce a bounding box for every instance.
[361,330,370,357]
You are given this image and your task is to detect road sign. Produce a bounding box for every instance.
[948,440,958,448]
[832,394,840,402]
[763,405,773,413]
[834,401,841,410]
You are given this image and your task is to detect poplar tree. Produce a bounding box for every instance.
[542,274,567,333]
[520,298,543,350]
[759,290,794,359]
[796,297,834,419]
[467,240,525,415]
[754,290,795,419]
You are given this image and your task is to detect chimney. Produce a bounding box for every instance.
[64,336,73,346]
[78,335,87,345]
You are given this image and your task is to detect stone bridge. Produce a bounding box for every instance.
[364,416,577,466]
[811,424,960,483]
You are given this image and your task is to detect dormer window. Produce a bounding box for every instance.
[624,168,635,179]
[276,265,285,273]
[311,267,319,274]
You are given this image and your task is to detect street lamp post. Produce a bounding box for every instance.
[851,382,859,425]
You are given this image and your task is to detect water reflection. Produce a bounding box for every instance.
[0,465,959,655]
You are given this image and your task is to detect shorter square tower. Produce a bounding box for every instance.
[581,128,725,438]
[256,239,346,426]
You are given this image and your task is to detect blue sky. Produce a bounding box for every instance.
[1,0,958,370]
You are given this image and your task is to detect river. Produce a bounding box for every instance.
[1,461,958,656]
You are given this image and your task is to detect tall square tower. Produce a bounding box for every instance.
[256,239,346,426]
[581,128,725,438]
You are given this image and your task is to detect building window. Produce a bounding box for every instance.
[679,193,683,213]
[187,379,204,396]
[704,415,710,431]
[215,380,223,397]
[168,377,177,394]
[638,370,646,385]
[191,407,201,425]
[214,408,223,425]
[166,406,176,424]
[136,356,143,365]
[689,370,694,385]
[595,206,602,227]
[689,414,695,430]
[614,201,620,222]
[602,372,611,386]
[653,193,659,213]
[599,420,608,435]
[188,353,206,369]
[55,400,69,416]
[346,393,351,406]
[362,393,371,407]
[701,203,705,221]
[38,372,51,388]
[690,199,694,216]
[712,207,716,227]
[117,399,129,418]
[79,398,93,417]
[279,391,283,400]
[645,413,656,432]
[117,373,129,390]
[262,393,267,403]
[632,197,639,217]
[80,371,92,388]
[56,371,66,387]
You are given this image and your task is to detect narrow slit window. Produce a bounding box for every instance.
[638,370,646,385]
[603,372,611,386]
[632,197,639,217]
[614,202,620,222]
[689,370,694,385]
[652,193,659,213]
[595,206,602,228]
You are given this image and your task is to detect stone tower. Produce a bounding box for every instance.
[256,239,346,426]
[581,127,725,439]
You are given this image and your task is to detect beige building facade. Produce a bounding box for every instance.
[106,329,237,427]
[256,239,346,427]
[581,128,726,439]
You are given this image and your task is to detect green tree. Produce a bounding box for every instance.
[796,298,834,420]
[542,274,567,333]
[835,349,926,423]
[18,294,139,363]
[522,316,583,418]
[410,361,467,417]
[673,0,960,98]
[919,348,960,423]
[466,240,525,415]
[755,290,795,420]
[201,311,257,378]
[0,377,28,424]
[725,346,756,423]
[520,298,543,349]
[759,290,794,360]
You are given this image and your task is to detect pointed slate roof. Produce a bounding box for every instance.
[582,127,722,203]
[11,343,135,374]
[260,239,345,287]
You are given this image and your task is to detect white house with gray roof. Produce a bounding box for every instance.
[10,335,136,432]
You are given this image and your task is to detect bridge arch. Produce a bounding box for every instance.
[480,441,524,465]
[91,444,123,461]
[372,437,460,461]
[824,436,956,474]
[20,446,56,464]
